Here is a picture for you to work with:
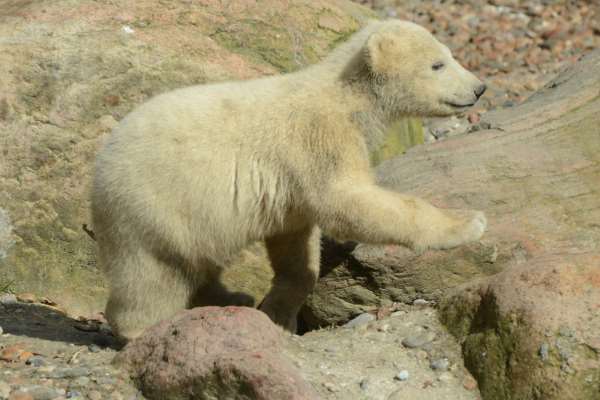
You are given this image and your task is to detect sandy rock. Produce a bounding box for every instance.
[115,306,318,400]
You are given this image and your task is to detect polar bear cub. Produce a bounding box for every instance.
[92,19,487,340]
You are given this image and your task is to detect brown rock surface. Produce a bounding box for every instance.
[0,0,374,316]
[307,50,600,399]
[115,306,319,400]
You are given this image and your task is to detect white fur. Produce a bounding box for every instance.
[92,19,486,340]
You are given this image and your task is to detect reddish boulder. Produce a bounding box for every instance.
[115,306,319,400]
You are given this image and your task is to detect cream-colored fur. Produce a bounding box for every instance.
[91,19,487,340]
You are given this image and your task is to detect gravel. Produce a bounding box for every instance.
[343,312,376,328]
[430,358,450,371]
[401,331,437,349]
[395,370,410,381]
[539,342,550,361]
[0,303,142,400]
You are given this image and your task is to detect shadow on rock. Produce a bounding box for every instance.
[0,302,123,350]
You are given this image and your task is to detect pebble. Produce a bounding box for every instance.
[395,370,410,381]
[0,326,3,335]
[359,378,370,391]
[72,377,90,387]
[401,331,436,349]
[25,357,45,367]
[87,391,101,400]
[109,392,123,400]
[412,299,429,306]
[0,294,17,305]
[87,345,101,354]
[47,367,90,379]
[24,386,65,400]
[430,358,450,371]
[8,392,33,400]
[539,343,549,361]
[343,313,375,328]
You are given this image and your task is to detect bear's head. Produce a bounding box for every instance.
[366,20,486,118]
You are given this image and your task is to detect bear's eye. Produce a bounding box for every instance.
[432,62,445,71]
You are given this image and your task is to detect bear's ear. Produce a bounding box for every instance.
[366,31,399,74]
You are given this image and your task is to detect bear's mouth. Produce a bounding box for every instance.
[444,101,475,108]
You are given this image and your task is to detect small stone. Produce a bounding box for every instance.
[65,391,82,399]
[0,294,17,305]
[87,345,101,353]
[395,370,410,381]
[24,386,64,400]
[72,377,90,387]
[87,392,101,400]
[95,376,117,386]
[109,392,123,400]
[359,378,370,391]
[539,343,550,361]
[430,358,450,371]
[377,323,390,333]
[0,326,3,335]
[413,299,429,306]
[463,375,478,391]
[467,112,481,124]
[343,313,375,328]
[16,293,36,304]
[391,310,406,317]
[25,356,45,367]
[8,392,33,400]
[47,367,90,379]
[401,331,436,349]
[1,344,27,362]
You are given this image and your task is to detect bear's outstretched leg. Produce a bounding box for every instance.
[312,183,486,252]
[104,246,195,341]
[259,226,321,332]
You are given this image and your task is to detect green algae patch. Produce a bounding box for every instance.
[440,288,600,400]
[370,118,424,166]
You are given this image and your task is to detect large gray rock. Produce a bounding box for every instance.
[115,306,319,400]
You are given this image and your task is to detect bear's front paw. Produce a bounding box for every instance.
[461,210,486,238]
[414,209,487,252]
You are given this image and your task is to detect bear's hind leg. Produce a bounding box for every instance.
[104,246,196,341]
[190,264,255,308]
[259,226,321,332]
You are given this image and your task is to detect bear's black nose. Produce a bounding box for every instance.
[474,84,487,99]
